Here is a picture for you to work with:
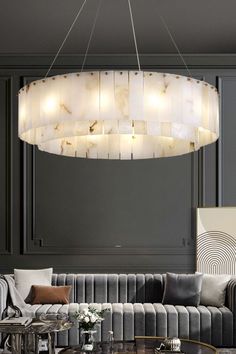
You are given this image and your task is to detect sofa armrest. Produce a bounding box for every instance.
[227,278,236,313]
[227,278,236,345]
[0,278,8,319]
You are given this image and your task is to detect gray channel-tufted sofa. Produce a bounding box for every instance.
[0,273,235,347]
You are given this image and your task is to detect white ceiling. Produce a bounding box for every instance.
[1,0,236,55]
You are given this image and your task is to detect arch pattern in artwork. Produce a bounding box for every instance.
[197,231,236,275]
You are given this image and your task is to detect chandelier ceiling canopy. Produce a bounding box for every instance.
[18,0,219,160]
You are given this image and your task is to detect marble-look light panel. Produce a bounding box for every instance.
[19,71,219,159]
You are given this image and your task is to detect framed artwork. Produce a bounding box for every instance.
[197,207,236,275]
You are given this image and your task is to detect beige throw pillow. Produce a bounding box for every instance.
[200,273,231,307]
[14,268,53,301]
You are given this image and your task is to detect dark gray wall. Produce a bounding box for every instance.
[1,0,236,55]
[0,54,235,274]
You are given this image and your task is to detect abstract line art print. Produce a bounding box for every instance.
[197,208,236,275]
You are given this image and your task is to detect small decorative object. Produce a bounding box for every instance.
[39,312,68,324]
[108,330,114,351]
[155,343,166,352]
[74,306,109,351]
[163,337,181,352]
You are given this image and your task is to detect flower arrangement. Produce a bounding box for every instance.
[74,306,109,331]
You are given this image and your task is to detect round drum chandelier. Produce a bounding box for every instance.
[18,0,219,159]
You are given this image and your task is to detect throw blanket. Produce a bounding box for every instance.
[0,275,27,318]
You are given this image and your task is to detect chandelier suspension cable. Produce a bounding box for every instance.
[158,12,192,77]
[127,0,141,71]
[81,0,103,72]
[45,0,87,78]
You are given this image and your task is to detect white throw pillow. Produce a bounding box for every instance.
[14,268,53,301]
[200,273,231,307]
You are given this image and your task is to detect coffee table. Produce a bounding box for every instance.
[136,337,217,354]
[0,318,72,354]
[59,336,217,354]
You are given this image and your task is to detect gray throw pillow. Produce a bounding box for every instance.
[200,274,231,307]
[162,272,203,306]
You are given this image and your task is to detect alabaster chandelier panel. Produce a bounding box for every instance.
[18,0,219,159]
[19,70,219,159]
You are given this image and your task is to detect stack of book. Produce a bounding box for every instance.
[0,317,32,327]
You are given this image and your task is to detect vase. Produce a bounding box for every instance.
[163,337,181,352]
[81,330,96,351]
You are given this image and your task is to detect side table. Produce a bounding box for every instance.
[0,318,72,354]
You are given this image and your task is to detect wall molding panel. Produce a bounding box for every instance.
[23,143,199,256]
[0,264,194,274]
[0,76,12,254]
[217,76,236,206]
[2,54,236,69]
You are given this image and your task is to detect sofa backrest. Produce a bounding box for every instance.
[52,274,164,304]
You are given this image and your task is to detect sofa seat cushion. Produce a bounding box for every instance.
[23,303,233,348]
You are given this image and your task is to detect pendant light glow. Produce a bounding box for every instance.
[18,70,219,159]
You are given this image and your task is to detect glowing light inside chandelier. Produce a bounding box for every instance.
[18,70,219,159]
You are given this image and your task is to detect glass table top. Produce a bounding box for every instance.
[0,318,72,334]
[59,336,217,354]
